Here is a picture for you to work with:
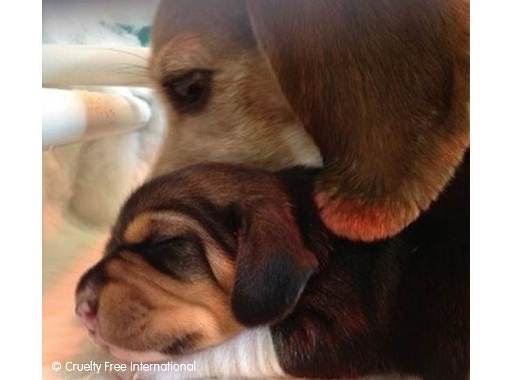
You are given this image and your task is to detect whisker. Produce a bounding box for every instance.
[109,69,150,79]
[108,62,150,76]
[96,47,150,63]
[114,62,149,69]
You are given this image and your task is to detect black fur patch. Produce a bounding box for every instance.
[131,235,211,281]
[160,333,201,355]
[270,152,469,379]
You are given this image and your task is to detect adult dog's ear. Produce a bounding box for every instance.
[247,0,469,241]
[230,201,318,327]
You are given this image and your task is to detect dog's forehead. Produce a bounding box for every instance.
[151,0,255,54]
[108,177,195,246]
[107,164,281,249]
[121,164,277,212]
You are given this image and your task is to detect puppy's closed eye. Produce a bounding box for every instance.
[137,236,210,280]
[162,69,213,114]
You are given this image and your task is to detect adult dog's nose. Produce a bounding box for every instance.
[76,298,98,332]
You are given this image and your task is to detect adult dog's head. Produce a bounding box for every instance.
[149,0,469,241]
[149,0,322,174]
[75,164,318,361]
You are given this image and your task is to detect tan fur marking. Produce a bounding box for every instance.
[97,208,242,353]
[123,213,152,244]
[99,250,242,352]
[124,211,236,288]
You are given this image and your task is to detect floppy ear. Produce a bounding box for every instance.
[230,201,318,327]
[247,0,469,241]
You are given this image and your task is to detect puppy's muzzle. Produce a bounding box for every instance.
[75,261,106,336]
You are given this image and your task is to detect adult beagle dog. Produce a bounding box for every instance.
[76,153,469,379]
[149,0,469,242]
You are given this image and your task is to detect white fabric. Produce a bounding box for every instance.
[43,1,165,379]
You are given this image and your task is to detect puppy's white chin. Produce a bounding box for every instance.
[107,344,168,363]
[92,329,168,363]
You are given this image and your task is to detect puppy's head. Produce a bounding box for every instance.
[149,0,322,175]
[75,164,317,361]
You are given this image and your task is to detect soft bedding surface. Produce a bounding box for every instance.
[43,1,164,378]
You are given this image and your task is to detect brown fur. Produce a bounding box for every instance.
[150,0,469,241]
[150,0,322,175]
[76,164,316,356]
[98,251,240,353]
[77,209,242,354]
[75,160,469,378]
[248,0,469,240]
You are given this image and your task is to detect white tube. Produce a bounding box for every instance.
[42,44,152,87]
[42,88,151,149]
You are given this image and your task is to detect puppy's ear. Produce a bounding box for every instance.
[230,201,318,327]
[247,0,469,241]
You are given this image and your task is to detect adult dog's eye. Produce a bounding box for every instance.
[162,69,213,114]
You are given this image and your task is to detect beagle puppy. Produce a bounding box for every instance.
[76,152,469,379]
[149,0,469,242]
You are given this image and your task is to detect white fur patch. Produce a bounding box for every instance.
[134,328,285,379]
[279,126,323,168]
